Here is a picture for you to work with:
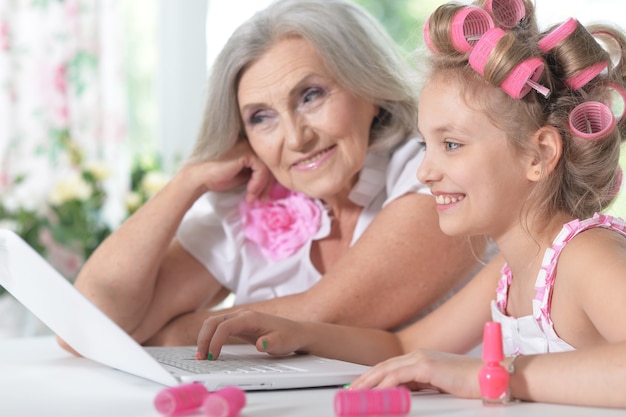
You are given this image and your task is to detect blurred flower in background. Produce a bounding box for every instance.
[0,135,169,295]
[0,0,129,305]
[124,154,170,216]
[0,133,112,284]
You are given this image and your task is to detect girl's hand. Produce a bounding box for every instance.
[348,349,484,399]
[195,310,308,361]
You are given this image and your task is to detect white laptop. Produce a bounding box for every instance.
[0,229,370,390]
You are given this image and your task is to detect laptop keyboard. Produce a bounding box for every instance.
[146,347,305,374]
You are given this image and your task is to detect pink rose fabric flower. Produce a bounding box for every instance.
[240,183,322,261]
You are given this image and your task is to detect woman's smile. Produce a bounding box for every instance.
[291,145,337,171]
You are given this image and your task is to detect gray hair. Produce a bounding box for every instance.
[189,0,419,162]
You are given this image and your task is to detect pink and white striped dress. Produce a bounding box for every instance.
[491,213,626,355]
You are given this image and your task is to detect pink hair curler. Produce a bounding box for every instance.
[450,6,495,53]
[478,321,509,405]
[423,6,494,54]
[334,387,411,416]
[154,384,247,417]
[608,83,626,121]
[592,30,624,68]
[423,17,436,52]
[468,27,507,75]
[483,0,526,29]
[501,57,548,99]
[569,101,616,140]
[154,383,210,417]
[566,61,608,90]
[538,18,610,90]
[202,386,246,417]
[537,17,578,53]
[469,28,550,99]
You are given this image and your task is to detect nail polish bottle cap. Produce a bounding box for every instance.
[482,321,504,363]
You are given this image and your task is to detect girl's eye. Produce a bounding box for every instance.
[445,141,461,151]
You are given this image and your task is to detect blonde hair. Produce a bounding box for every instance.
[188,0,419,163]
[424,0,626,224]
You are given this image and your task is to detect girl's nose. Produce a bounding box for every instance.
[417,151,439,184]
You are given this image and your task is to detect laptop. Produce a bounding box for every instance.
[0,229,370,390]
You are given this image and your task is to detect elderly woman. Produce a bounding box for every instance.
[64,0,487,348]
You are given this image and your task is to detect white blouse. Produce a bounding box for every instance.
[176,139,429,305]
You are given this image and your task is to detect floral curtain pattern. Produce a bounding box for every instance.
[0,0,128,279]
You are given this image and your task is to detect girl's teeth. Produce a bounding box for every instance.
[435,195,464,204]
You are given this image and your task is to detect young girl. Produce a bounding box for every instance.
[194,0,626,407]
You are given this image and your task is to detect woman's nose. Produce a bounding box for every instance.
[284,117,314,149]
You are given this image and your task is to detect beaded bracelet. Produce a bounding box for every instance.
[505,354,521,403]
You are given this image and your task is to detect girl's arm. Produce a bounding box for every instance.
[394,253,502,354]
[511,344,626,408]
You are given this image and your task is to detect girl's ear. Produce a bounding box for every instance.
[527,126,562,182]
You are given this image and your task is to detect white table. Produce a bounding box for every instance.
[0,336,624,417]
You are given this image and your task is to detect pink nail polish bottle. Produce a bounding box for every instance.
[478,321,509,405]
[202,386,247,417]
[154,382,210,416]
[334,386,411,416]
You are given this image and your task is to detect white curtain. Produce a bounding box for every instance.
[0,0,127,337]
[0,0,128,228]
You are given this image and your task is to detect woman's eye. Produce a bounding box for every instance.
[248,110,270,125]
[302,87,324,104]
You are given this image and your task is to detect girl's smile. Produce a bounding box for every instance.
[417,73,533,240]
[433,193,466,207]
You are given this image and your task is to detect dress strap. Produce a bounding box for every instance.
[495,264,512,312]
[533,213,626,322]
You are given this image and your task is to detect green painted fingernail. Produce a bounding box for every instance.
[207,352,213,361]
[343,383,351,389]
[262,340,268,351]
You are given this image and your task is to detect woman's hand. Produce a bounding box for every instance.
[348,349,483,399]
[195,310,309,361]
[185,140,275,203]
